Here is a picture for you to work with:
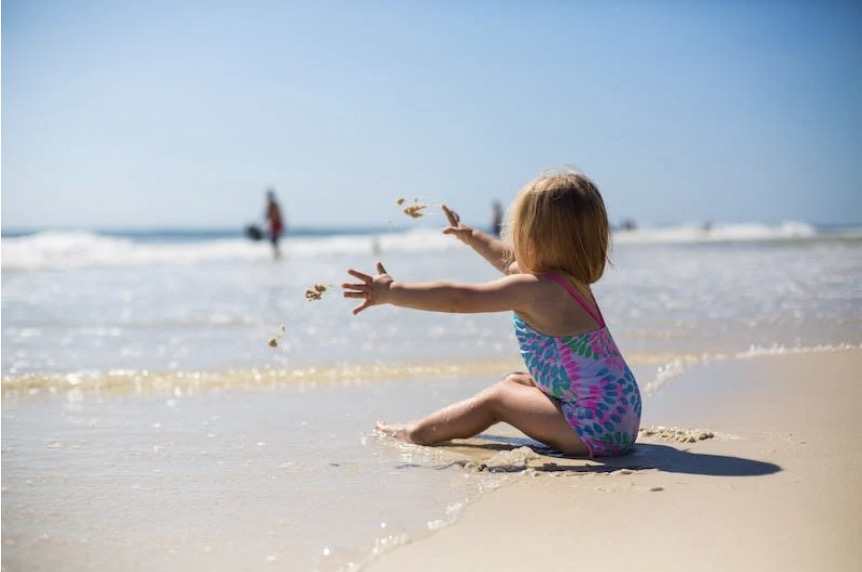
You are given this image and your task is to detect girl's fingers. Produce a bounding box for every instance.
[347,269,371,281]
[352,301,371,315]
[442,205,458,226]
[344,262,389,315]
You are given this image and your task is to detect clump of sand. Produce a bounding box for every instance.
[305,283,328,301]
[639,425,715,444]
[396,197,428,219]
[268,325,286,348]
[481,446,542,472]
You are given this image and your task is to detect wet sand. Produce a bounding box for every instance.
[366,349,862,572]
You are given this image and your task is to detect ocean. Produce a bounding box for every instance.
[2,222,861,571]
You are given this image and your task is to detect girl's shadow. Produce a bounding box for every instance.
[443,434,781,477]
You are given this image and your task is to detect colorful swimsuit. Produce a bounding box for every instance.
[514,273,642,457]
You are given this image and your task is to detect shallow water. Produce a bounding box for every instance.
[3,230,861,571]
[4,238,859,379]
[2,377,518,572]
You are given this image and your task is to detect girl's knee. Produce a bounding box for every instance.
[485,378,530,415]
[468,383,508,421]
[478,375,538,420]
[502,371,534,387]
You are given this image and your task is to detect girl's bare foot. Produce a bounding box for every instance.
[374,421,416,444]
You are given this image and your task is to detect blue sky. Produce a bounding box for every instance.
[3,0,861,229]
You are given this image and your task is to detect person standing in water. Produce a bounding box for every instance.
[491,200,504,236]
[265,189,285,259]
[342,169,641,457]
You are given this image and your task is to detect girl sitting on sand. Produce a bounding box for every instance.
[342,169,641,457]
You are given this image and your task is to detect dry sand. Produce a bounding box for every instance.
[366,349,862,572]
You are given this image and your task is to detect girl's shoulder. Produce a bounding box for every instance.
[509,270,580,291]
[516,271,604,336]
[498,270,576,294]
[496,271,568,297]
[493,270,539,287]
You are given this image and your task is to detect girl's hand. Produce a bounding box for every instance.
[441,205,474,244]
[342,262,394,315]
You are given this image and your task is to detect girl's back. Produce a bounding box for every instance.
[514,272,604,338]
[513,271,641,457]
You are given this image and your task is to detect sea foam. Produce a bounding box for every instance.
[1,228,457,271]
[3,221,849,271]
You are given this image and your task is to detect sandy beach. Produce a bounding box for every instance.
[366,349,862,572]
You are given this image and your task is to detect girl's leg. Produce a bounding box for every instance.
[376,372,588,456]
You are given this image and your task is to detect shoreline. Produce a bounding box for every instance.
[5,343,858,398]
[365,349,862,572]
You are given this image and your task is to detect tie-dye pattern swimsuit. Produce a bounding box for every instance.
[514,273,642,457]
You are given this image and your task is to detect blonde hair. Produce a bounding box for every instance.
[503,168,610,287]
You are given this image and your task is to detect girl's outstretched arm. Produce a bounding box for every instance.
[441,205,518,274]
[342,262,534,315]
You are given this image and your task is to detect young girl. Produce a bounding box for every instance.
[342,169,641,457]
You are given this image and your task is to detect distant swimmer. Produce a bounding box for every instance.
[491,200,504,236]
[265,188,286,259]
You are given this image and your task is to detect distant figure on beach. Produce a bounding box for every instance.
[491,200,504,236]
[265,189,285,259]
[343,169,642,457]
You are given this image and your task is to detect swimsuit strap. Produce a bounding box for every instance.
[545,272,606,328]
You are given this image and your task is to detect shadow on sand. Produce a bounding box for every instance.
[427,434,781,478]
